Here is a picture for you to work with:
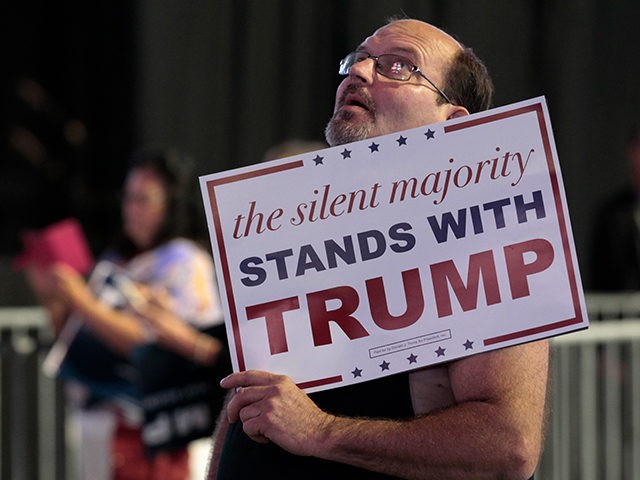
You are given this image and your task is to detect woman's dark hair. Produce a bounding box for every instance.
[113,148,203,258]
[441,45,494,114]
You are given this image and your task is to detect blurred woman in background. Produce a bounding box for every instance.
[25,149,228,480]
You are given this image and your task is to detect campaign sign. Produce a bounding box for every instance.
[200,97,588,393]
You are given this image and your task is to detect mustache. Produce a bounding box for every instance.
[337,84,375,112]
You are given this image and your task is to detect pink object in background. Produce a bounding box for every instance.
[14,218,94,274]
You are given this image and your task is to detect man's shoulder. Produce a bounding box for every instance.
[408,365,454,415]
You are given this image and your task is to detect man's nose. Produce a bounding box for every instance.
[348,57,376,83]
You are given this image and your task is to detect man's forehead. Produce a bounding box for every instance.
[360,20,461,58]
[355,42,421,59]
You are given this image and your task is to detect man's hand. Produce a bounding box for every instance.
[220,370,335,456]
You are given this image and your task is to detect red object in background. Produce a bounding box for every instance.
[14,218,94,274]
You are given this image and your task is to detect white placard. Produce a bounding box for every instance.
[200,97,588,393]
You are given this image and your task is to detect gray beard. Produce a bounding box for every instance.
[324,110,373,147]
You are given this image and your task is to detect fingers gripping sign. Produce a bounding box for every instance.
[220,370,335,456]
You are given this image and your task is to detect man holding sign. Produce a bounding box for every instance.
[208,17,549,480]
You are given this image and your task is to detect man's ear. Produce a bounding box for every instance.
[447,105,470,120]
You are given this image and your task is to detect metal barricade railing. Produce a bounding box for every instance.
[0,307,66,480]
[4,295,640,480]
[537,292,640,480]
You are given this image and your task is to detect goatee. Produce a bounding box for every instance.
[324,85,375,146]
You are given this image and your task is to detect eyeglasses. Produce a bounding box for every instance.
[339,51,453,105]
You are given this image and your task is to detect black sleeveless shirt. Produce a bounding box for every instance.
[216,373,413,479]
[215,372,535,479]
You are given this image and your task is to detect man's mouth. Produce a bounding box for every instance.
[343,93,370,111]
[338,84,374,114]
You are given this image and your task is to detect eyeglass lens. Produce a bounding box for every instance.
[339,52,453,105]
[340,53,415,81]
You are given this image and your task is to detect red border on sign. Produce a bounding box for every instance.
[204,161,304,371]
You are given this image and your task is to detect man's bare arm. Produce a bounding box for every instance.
[320,340,549,479]
[223,340,549,480]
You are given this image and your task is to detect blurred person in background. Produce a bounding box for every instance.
[591,125,640,291]
[24,149,229,480]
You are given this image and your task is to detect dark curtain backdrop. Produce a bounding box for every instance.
[2,0,640,303]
